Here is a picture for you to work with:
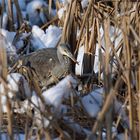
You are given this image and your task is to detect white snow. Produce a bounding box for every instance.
[0,133,25,140]
[0,28,28,53]
[17,0,26,11]
[116,133,130,140]
[63,117,87,134]
[42,75,78,111]
[32,75,77,109]
[31,92,51,128]
[0,73,31,112]
[94,26,123,74]
[31,92,44,111]
[81,0,89,9]
[7,73,32,99]
[33,109,51,128]
[0,29,16,46]
[30,75,78,128]
[58,8,65,19]
[59,0,71,6]
[81,87,104,118]
[0,31,17,64]
[75,45,84,75]
[45,25,62,48]
[26,0,48,26]
[114,99,129,129]
[1,12,8,29]
[31,25,62,49]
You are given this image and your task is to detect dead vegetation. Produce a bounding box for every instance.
[0,0,140,140]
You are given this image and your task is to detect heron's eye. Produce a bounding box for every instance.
[36,8,40,13]
[63,49,67,53]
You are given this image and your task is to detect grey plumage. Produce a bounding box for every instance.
[19,43,78,87]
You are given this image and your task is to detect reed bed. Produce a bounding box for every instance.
[0,0,140,140]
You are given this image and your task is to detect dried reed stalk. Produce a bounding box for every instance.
[0,37,13,140]
[138,25,140,140]
[13,0,23,27]
[7,0,14,31]
[104,17,112,140]
[41,16,58,30]
[65,0,76,44]
[87,76,122,140]
[49,0,52,16]
[74,0,93,54]
[137,11,140,140]
[122,16,135,139]
[0,1,139,139]
[61,0,73,43]
[0,0,5,28]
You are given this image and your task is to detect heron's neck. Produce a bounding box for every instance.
[57,50,70,67]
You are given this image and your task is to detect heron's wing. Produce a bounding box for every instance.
[20,48,60,85]
[21,48,58,66]
[45,66,64,86]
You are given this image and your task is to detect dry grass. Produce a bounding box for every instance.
[0,1,140,140]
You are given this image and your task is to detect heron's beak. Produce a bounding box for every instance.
[65,51,79,65]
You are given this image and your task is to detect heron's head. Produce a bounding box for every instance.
[58,44,78,64]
